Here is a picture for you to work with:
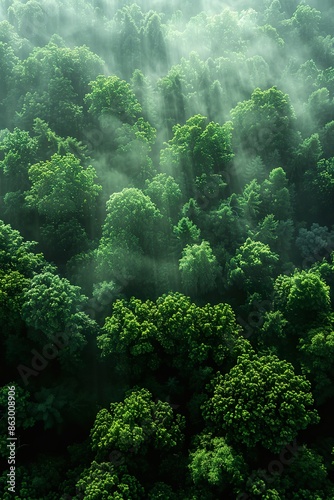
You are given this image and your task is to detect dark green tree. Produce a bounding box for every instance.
[188,432,247,492]
[259,167,293,221]
[179,241,221,297]
[90,388,185,460]
[202,353,319,453]
[303,158,334,223]
[160,114,233,196]
[97,292,247,387]
[228,238,279,295]
[143,12,168,74]
[144,173,182,222]
[231,87,298,166]
[25,153,101,227]
[85,75,142,125]
[273,270,331,326]
[75,461,145,500]
[21,271,87,342]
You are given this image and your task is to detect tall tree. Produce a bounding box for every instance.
[160,114,233,197]
[231,87,298,166]
[25,153,101,227]
[85,75,142,125]
[273,270,331,326]
[228,238,279,296]
[179,240,221,297]
[202,353,319,453]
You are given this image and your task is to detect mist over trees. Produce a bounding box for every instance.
[1,0,334,498]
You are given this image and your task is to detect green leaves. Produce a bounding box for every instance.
[288,4,321,41]
[202,353,319,453]
[0,127,37,191]
[102,188,163,251]
[173,217,201,249]
[100,297,157,357]
[16,77,84,138]
[297,314,334,404]
[21,271,86,338]
[144,173,182,221]
[179,240,221,297]
[231,87,297,165]
[26,153,101,223]
[189,433,247,489]
[1,3,334,499]
[303,158,334,221]
[98,292,244,381]
[207,9,241,53]
[0,269,29,310]
[228,238,279,295]
[259,167,293,221]
[85,75,142,124]
[90,388,185,461]
[98,188,169,290]
[76,461,145,500]
[274,270,331,324]
[160,114,233,196]
[0,220,48,276]
[11,41,104,134]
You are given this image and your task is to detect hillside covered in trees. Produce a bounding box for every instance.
[1,0,334,498]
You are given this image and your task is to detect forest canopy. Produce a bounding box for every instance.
[1,0,334,498]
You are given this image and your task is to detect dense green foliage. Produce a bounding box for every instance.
[1,0,334,498]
